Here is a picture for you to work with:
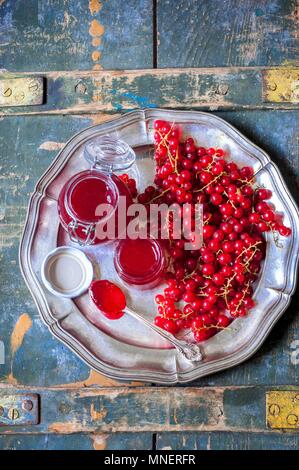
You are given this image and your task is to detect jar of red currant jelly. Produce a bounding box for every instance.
[58,136,135,245]
[114,238,166,290]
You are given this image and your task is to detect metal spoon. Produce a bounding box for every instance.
[89,280,202,362]
[124,304,202,362]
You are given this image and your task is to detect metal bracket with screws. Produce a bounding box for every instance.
[266,391,299,429]
[0,77,44,107]
[0,394,39,426]
[263,68,299,103]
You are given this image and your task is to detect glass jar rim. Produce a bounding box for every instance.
[84,136,136,172]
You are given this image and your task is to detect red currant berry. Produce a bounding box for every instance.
[257,188,272,200]
[212,272,225,286]
[217,315,231,328]
[278,225,292,237]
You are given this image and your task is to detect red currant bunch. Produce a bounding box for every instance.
[137,120,292,342]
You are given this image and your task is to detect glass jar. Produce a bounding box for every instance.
[114,238,166,290]
[58,136,135,245]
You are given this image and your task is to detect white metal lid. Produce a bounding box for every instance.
[41,246,94,298]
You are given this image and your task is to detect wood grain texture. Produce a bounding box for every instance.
[2,431,298,451]
[157,0,299,67]
[0,432,153,450]
[1,67,299,116]
[0,0,299,451]
[0,0,153,71]
[0,385,298,434]
[156,431,299,450]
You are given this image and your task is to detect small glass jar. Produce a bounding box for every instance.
[58,136,135,245]
[114,238,166,290]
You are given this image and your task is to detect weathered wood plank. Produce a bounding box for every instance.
[0,432,153,450]
[156,431,299,450]
[157,0,299,67]
[0,67,299,116]
[0,0,153,71]
[0,386,298,434]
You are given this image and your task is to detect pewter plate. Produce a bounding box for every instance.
[19,109,299,384]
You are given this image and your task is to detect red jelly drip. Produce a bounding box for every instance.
[118,239,159,277]
[89,280,126,319]
[70,176,115,222]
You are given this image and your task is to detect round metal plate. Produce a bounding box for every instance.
[19,109,299,384]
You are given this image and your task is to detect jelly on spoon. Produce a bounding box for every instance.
[89,280,125,319]
[89,280,202,362]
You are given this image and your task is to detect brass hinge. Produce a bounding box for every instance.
[263,68,299,103]
[0,394,39,426]
[266,391,299,429]
[0,77,44,107]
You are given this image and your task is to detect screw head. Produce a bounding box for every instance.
[2,87,12,97]
[75,81,87,95]
[287,414,298,426]
[28,82,39,92]
[8,408,19,420]
[216,84,229,95]
[14,91,25,102]
[268,82,277,91]
[269,403,280,416]
[59,402,71,414]
[22,400,33,411]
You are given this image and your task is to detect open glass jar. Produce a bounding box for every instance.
[114,238,166,290]
[58,136,135,245]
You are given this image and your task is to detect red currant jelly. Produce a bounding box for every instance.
[69,173,116,222]
[114,238,166,289]
[89,280,126,320]
[58,170,132,245]
[58,137,136,245]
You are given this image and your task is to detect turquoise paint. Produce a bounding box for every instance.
[255,8,264,16]
[157,0,299,67]
[111,101,123,111]
[121,92,157,108]
[110,89,157,110]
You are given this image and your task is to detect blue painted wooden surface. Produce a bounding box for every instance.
[0,433,153,450]
[157,0,299,67]
[2,68,299,116]
[0,0,298,450]
[0,0,153,71]
[156,432,299,451]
